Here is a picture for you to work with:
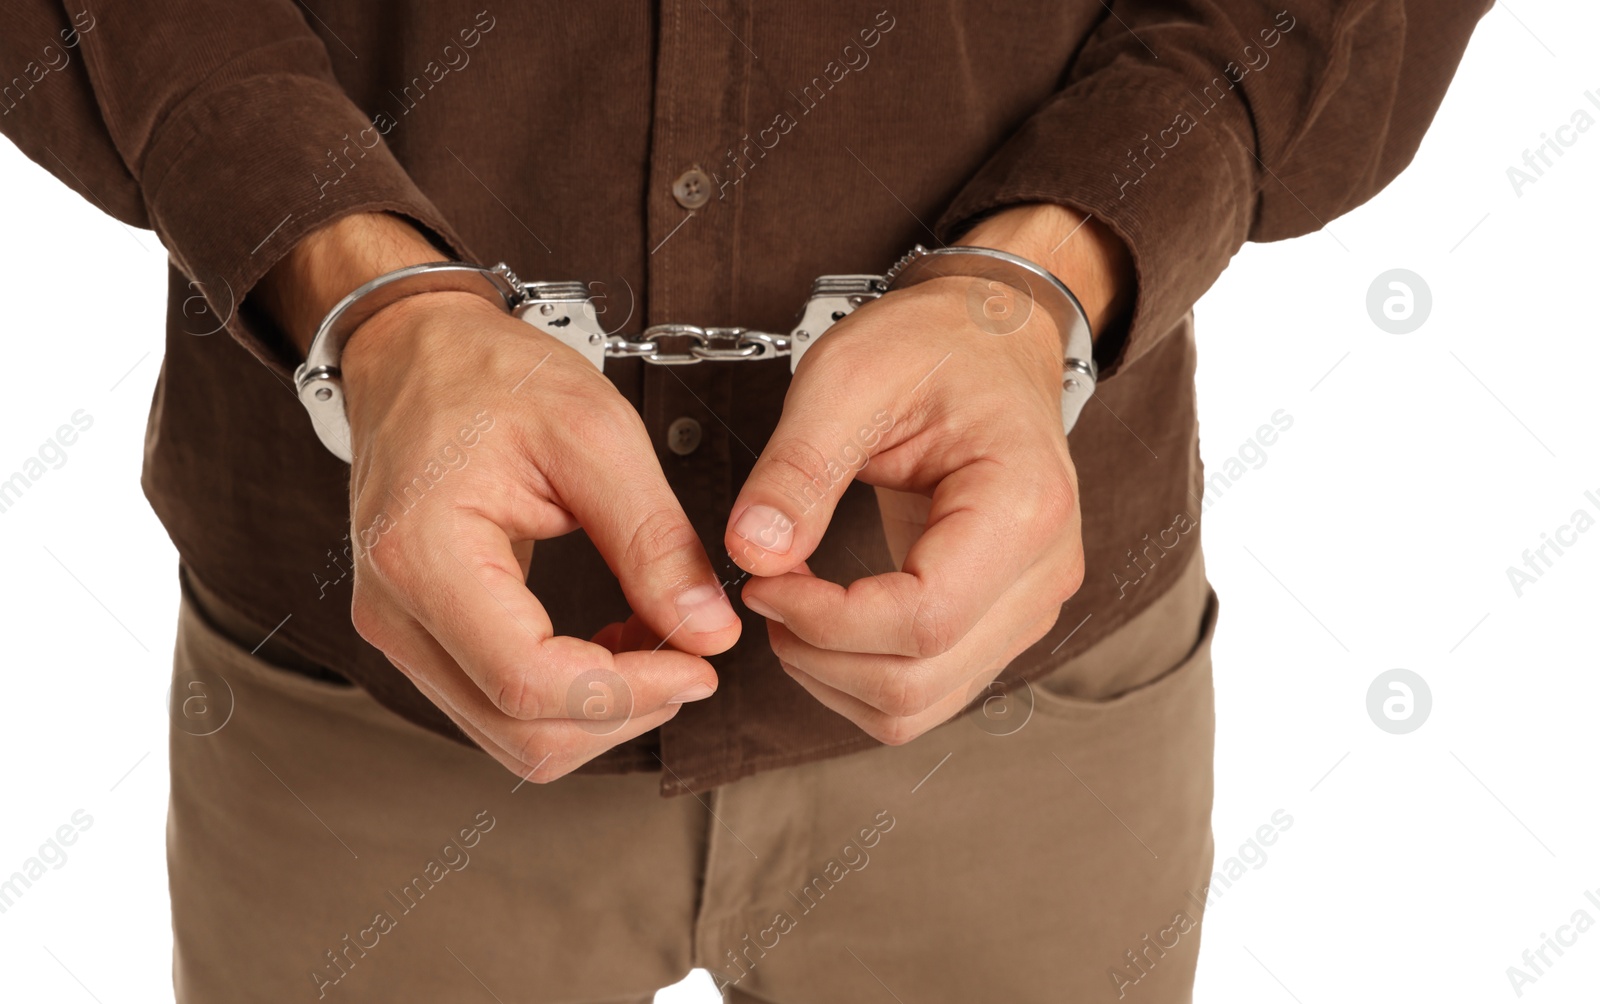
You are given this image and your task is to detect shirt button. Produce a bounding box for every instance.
[671,167,712,210]
[667,417,703,456]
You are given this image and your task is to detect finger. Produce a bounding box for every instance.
[370,510,716,720]
[384,617,687,782]
[380,595,713,726]
[743,446,1079,657]
[780,661,970,747]
[618,613,664,652]
[875,487,931,570]
[779,603,1060,745]
[724,370,898,576]
[588,615,664,654]
[740,559,816,626]
[590,621,626,653]
[766,565,1061,717]
[549,406,741,654]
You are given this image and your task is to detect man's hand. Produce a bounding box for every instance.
[724,204,1132,746]
[258,213,742,781]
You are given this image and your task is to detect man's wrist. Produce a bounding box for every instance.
[955,203,1133,339]
[256,212,449,359]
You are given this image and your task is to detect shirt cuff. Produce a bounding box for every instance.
[934,70,1255,379]
[140,73,475,379]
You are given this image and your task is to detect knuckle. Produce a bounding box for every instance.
[349,592,389,649]
[795,327,856,377]
[760,438,834,506]
[867,714,922,747]
[767,630,798,665]
[797,616,841,654]
[566,396,644,454]
[521,759,573,784]
[1033,604,1064,644]
[623,506,700,578]
[1056,557,1086,602]
[872,668,934,718]
[1008,467,1075,536]
[453,540,524,595]
[512,733,570,782]
[1038,471,1078,528]
[487,663,547,720]
[908,605,962,659]
[877,576,965,659]
[361,531,413,592]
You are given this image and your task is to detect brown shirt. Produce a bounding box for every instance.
[2,1,1487,794]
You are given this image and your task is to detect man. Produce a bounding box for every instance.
[1,1,1488,1000]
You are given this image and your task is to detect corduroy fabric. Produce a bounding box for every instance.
[0,0,1489,794]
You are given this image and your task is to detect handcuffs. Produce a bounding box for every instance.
[293,245,1097,463]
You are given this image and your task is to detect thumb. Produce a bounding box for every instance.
[553,412,742,657]
[727,385,897,576]
[590,613,665,654]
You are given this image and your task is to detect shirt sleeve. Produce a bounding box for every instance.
[934,0,1493,376]
[0,0,475,376]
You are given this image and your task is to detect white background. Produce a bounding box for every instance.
[2,6,1596,1002]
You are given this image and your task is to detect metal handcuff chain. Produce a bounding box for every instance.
[293,246,1097,463]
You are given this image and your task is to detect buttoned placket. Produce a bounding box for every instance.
[647,0,758,795]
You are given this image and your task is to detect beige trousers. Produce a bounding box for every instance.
[168,553,1216,1003]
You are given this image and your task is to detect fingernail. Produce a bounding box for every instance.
[668,682,716,704]
[743,595,785,624]
[733,504,795,555]
[675,584,739,634]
